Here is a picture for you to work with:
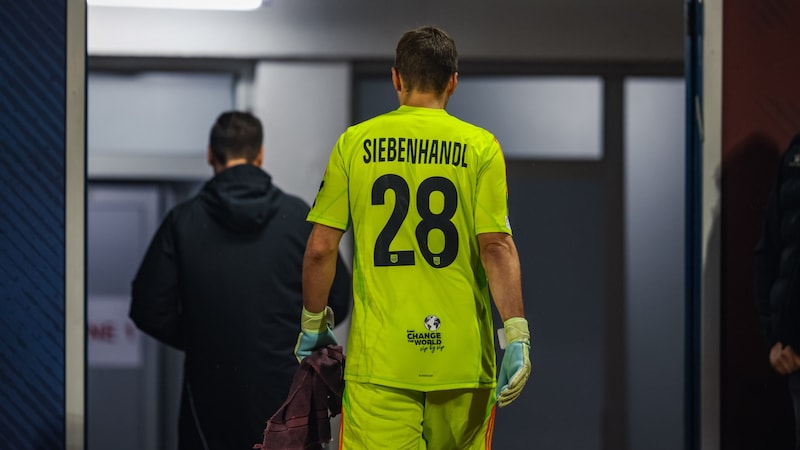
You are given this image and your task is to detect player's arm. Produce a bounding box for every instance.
[478,232,524,321]
[303,223,345,313]
[478,231,530,407]
[295,222,346,361]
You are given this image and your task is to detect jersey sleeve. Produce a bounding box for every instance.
[307,134,351,231]
[474,136,513,235]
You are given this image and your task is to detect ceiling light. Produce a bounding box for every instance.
[87,0,264,11]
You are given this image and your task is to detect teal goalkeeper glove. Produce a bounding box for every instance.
[496,317,531,407]
[294,306,337,362]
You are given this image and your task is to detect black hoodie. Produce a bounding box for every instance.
[756,134,800,350]
[130,164,351,450]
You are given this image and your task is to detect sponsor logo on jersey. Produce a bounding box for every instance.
[424,314,441,331]
[406,315,446,353]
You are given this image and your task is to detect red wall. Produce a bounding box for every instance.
[722,1,800,448]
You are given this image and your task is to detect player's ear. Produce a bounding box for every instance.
[446,72,458,96]
[391,67,402,92]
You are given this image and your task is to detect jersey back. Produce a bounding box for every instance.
[308,105,512,391]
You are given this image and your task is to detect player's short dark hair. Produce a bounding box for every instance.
[394,26,458,94]
[209,111,263,164]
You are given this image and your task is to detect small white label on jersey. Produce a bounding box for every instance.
[505,216,512,231]
[497,328,507,350]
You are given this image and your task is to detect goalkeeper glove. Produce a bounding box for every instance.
[294,306,337,362]
[496,317,531,407]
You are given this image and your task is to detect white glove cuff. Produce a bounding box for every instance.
[301,306,334,333]
[503,317,530,344]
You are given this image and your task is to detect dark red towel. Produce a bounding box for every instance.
[254,345,345,450]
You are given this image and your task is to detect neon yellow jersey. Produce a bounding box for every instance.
[308,105,512,391]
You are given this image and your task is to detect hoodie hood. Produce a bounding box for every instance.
[199,164,281,233]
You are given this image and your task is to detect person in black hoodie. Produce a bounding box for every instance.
[129,110,351,450]
[756,133,800,449]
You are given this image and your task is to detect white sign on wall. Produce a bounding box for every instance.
[87,296,141,368]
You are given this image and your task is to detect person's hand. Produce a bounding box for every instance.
[294,306,337,363]
[769,342,800,375]
[496,317,531,407]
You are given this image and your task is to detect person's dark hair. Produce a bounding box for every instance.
[394,26,458,94]
[209,111,263,164]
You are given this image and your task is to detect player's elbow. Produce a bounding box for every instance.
[478,232,516,257]
[305,240,337,264]
[304,224,343,263]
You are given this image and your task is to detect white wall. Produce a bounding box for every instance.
[87,72,235,179]
[251,62,351,206]
[701,1,723,449]
[625,78,687,450]
[87,0,683,62]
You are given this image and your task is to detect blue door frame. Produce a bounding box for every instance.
[684,1,704,449]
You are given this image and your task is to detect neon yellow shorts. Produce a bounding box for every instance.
[339,381,496,450]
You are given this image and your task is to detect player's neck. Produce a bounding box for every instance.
[399,91,449,109]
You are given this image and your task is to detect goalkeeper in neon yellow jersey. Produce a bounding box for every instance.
[296,25,531,450]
